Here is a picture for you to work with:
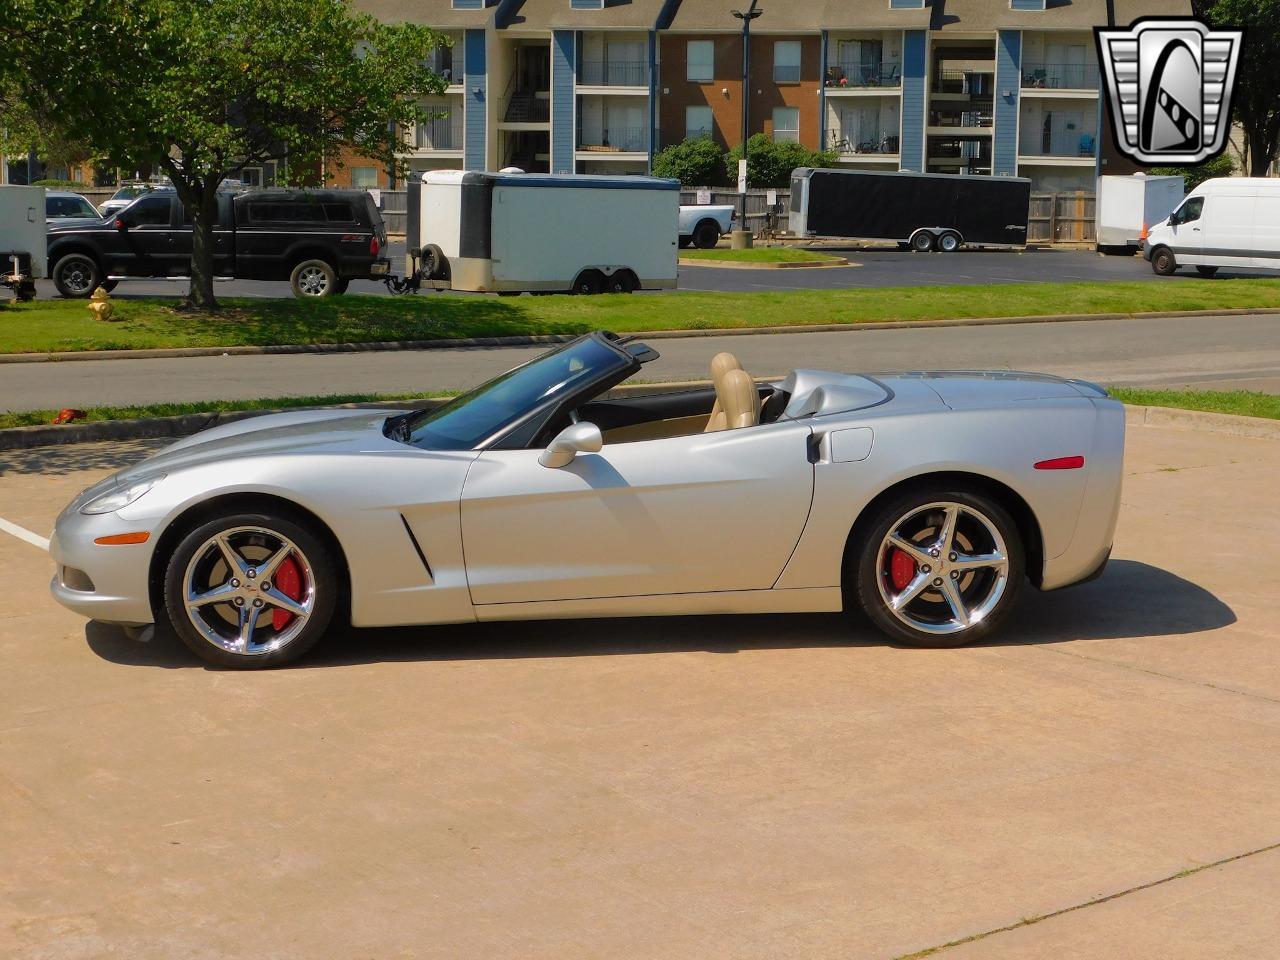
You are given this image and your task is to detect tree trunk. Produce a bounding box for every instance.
[186,185,220,310]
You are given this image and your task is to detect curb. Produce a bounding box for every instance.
[1125,404,1280,441]
[677,256,853,269]
[2,307,1279,365]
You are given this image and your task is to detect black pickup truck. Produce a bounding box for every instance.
[46,188,389,298]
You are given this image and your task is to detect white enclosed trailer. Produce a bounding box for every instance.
[0,185,47,300]
[1095,174,1184,254]
[406,171,678,294]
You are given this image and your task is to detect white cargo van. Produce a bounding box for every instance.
[1,184,47,300]
[1144,178,1280,277]
[405,171,679,294]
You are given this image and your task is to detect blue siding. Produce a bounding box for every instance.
[994,30,1021,176]
[899,30,926,172]
[452,0,483,8]
[551,30,575,174]
[819,31,828,151]
[648,30,658,167]
[464,29,486,170]
[1010,0,1046,9]
[889,0,925,8]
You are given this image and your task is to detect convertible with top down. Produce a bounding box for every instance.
[50,332,1125,667]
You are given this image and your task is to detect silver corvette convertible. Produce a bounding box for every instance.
[51,332,1124,668]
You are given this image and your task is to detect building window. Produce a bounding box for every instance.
[687,41,714,82]
[773,41,801,83]
[351,166,379,188]
[772,107,799,143]
[685,106,713,142]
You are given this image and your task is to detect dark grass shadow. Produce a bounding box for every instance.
[0,438,167,477]
[86,560,1234,670]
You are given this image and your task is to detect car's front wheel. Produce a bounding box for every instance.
[1151,247,1178,276]
[53,253,102,298]
[163,512,338,668]
[850,488,1024,648]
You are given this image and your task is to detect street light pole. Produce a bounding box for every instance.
[730,0,762,249]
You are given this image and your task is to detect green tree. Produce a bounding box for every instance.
[651,137,725,186]
[724,134,839,189]
[0,0,446,309]
[1194,0,1280,175]
[1149,154,1236,192]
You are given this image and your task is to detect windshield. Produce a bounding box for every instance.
[393,336,630,450]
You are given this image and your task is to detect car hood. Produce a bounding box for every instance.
[112,408,409,483]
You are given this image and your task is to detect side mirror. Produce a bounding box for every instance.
[539,421,602,468]
[113,217,127,230]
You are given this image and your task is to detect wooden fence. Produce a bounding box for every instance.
[680,188,790,236]
[1027,192,1096,243]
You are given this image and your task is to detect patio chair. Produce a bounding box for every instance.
[1078,133,1095,156]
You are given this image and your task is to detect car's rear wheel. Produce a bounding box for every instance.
[290,259,337,297]
[53,253,101,298]
[1196,265,1219,278]
[850,488,1024,648]
[163,512,337,668]
[692,219,721,249]
[330,277,351,294]
[1151,247,1178,276]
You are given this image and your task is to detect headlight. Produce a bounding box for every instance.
[80,476,163,515]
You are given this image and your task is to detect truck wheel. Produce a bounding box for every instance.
[1150,248,1178,276]
[938,231,961,253]
[52,253,102,298]
[422,244,450,282]
[692,220,721,249]
[571,270,605,295]
[1195,265,1219,279]
[330,278,350,294]
[606,270,638,294]
[909,232,935,253]
[291,259,337,297]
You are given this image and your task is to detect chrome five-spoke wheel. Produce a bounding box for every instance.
[164,513,337,667]
[853,489,1024,647]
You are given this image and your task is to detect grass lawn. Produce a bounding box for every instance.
[679,248,843,263]
[1108,387,1280,420]
[1,279,1279,355]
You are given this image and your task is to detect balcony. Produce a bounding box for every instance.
[414,112,464,153]
[828,131,900,156]
[578,126,648,155]
[1020,61,1099,91]
[425,43,464,87]
[579,60,649,88]
[929,108,993,129]
[1019,133,1097,160]
[825,60,901,89]
[932,69,994,97]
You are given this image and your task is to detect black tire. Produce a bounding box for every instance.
[937,231,962,253]
[331,277,350,294]
[100,278,119,293]
[678,236,692,249]
[1151,247,1178,276]
[692,219,721,249]
[1196,265,1219,278]
[909,231,935,253]
[290,258,338,297]
[52,253,102,298]
[849,487,1025,649]
[163,511,338,669]
[571,269,605,295]
[422,243,450,281]
[605,270,638,294]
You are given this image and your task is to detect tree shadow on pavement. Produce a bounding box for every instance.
[0,439,165,477]
[85,560,1235,670]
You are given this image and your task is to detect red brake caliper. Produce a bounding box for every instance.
[272,556,303,630]
[889,548,917,592]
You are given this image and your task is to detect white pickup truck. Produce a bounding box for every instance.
[678,204,735,249]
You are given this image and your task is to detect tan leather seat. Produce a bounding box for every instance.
[718,369,759,429]
[706,351,747,432]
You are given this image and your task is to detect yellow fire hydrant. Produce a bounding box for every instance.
[88,286,115,322]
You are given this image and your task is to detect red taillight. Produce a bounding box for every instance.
[371,236,380,256]
[1035,456,1085,470]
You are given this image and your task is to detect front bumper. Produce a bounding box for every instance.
[48,512,157,626]
[1141,240,1153,261]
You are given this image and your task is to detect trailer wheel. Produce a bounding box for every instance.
[571,270,605,295]
[422,244,450,282]
[937,231,962,253]
[1150,247,1178,276]
[692,219,721,249]
[606,270,638,294]
[909,231,935,253]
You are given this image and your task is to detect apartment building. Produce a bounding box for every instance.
[356,0,1187,192]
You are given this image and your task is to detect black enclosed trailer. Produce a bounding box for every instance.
[789,168,1031,251]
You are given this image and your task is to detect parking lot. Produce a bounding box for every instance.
[4,419,1280,958]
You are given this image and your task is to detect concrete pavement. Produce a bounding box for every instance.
[3,311,1279,412]
[2,423,1279,957]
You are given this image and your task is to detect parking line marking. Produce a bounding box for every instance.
[0,516,50,552]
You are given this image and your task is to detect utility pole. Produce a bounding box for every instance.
[730,0,762,249]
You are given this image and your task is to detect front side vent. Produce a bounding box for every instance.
[400,515,435,583]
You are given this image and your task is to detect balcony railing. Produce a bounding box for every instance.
[578,126,648,153]
[1020,133,1098,158]
[415,113,464,151]
[825,60,901,88]
[426,46,463,85]
[828,131,900,155]
[929,109,993,128]
[1020,62,1100,90]
[579,60,649,87]
[932,69,994,96]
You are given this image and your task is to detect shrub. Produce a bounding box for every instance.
[724,133,839,189]
[1148,154,1236,193]
[651,137,726,186]
[31,178,90,189]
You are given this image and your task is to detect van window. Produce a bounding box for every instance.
[1175,197,1203,224]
